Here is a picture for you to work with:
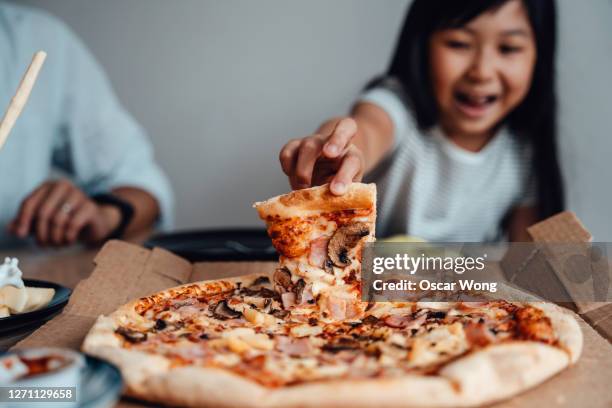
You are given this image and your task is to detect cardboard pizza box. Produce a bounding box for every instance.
[501,211,612,340]
[13,239,612,407]
[13,241,276,350]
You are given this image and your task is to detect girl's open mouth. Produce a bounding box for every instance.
[454,91,499,118]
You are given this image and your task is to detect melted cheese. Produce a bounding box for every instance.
[220,328,274,351]
[243,308,278,328]
[290,324,323,338]
[408,323,467,367]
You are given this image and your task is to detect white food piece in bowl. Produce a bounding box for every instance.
[0,286,28,313]
[0,257,24,289]
[0,305,11,317]
[22,287,55,313]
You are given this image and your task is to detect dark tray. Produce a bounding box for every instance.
[145,228,278,262]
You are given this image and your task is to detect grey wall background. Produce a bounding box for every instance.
[17,0,612,239]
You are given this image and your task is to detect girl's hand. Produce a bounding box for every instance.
[8,179,121,247]
[279,118,365,195]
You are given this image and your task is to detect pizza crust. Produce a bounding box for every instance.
[83,342,571,408]
[254,183,376,220]
[439,342,568,407]
[491,284,583,362]
[526,302,583,363]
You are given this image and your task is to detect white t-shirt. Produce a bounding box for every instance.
[360,88,534,242]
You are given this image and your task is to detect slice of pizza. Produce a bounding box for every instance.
[254,183,376,322]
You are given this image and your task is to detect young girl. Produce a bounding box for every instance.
[279,0,562,242]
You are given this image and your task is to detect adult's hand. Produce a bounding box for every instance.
[8,179,120,246]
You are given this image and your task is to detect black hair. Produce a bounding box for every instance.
[368,0,563,221]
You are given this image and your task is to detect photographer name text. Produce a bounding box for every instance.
[371,278,498,293]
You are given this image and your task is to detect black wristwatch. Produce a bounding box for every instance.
[91,193,135,240]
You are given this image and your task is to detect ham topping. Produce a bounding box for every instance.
[275,336,313,357]
[281,292,296,309]
[464,322,496,347]
[327,296,347,320]
[308,236,330,268]
[383,313,426,329]
[298,284,315,305]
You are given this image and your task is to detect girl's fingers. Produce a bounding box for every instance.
[289,175,304,191]
[323,118,358,158]
[294,136,324,188]
[330,148,364,195]
[35,181,73,245]
[279,139,300,176]
[51,190,86,246]
[12,183,51,238]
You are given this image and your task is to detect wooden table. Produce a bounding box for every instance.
[1,246,99,289]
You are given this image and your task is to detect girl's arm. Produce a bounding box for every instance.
[279,102,394,195]
[507,206,538,242]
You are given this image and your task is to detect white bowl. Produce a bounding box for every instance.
[10,348,84,386]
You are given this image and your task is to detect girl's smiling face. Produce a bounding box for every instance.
[429,0,536,148]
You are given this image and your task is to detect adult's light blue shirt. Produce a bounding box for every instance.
[0,3,174,247]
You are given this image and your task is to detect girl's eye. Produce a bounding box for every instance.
[499,44,523,54]
[446,40,471,50]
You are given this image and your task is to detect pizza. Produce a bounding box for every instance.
[83,183,582,407]
[256,182,376,324]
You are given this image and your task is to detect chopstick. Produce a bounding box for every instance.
[0,51,47,152]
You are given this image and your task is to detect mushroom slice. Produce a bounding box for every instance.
[273,267,293,292]
[328,222,370,267]
[243,296,273,313]
[262,297,273,313]
[249,276,271,288]
[240,286,281,301]
[293,279,306,303]
[322,338,360,353]
[271,309,290,319]
[324,259,335,274]
[362,315,379,325]
[210,300,242,320]
[115,327,147,343]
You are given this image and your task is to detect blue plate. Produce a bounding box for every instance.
[80,354,123,408]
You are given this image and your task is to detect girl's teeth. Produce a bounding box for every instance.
[455,92,497,108]
[471,96,487,104]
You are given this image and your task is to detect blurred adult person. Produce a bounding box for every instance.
[0,2,173,247]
